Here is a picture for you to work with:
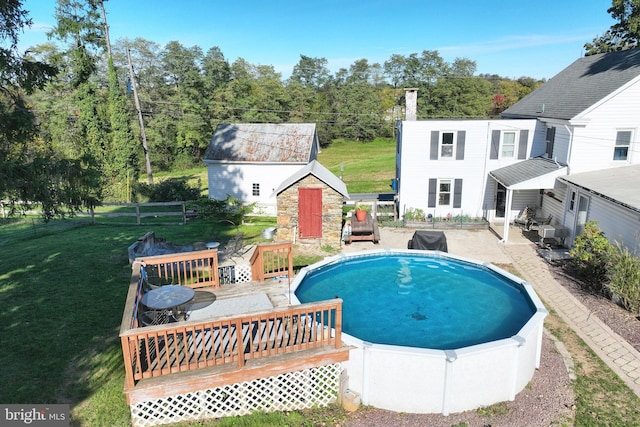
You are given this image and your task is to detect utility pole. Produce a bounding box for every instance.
[127,47,154,184]
[98,0,112,59]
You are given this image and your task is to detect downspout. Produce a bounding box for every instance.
[563,125,574,175]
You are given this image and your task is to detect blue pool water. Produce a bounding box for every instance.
[295,254,536,350]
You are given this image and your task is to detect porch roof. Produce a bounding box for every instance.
[489,157,568,190]
[558,164,640,213]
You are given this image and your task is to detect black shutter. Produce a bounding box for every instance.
[428,178,437,207]
[453,179,463,208]
[430,131,439,160]
[545,127,555,158]
[518,130,528,159]
[456,131,466,160]
[490,130,500,159]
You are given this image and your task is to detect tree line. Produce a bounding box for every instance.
[1,0,639,218]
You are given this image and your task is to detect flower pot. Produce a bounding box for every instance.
[355,209,367,221]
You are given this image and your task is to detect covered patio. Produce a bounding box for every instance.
[489,157,568,243]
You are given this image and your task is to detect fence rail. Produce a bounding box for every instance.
[1,200,189,224]
[344,200,396,221]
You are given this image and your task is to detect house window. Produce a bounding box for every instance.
[252,183,260,196]
[438,179,452,206]
[440,132,454,158]
[569,191,576,212]
[501,131,516,158]
[613,130,632,161]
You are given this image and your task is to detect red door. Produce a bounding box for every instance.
[298,188,322,238]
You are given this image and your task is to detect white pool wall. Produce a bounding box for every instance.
[289,249,548,415]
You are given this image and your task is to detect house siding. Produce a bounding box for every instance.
[207,163,305,215]
[567,78,640,174]
[397,119,537,219]
[562,184,639,252]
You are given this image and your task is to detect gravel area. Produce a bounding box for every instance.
[343,330,575,427]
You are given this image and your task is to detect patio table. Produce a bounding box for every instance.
[141,285,195,324]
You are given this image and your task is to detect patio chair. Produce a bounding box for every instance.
[513,206,535,229]
[139,309,179,326]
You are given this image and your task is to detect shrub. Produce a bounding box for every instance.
[569,221,614,293]
[186,195,254,225]
[134,178,201,202]
[607,243,640,314]
[404,208,426,221]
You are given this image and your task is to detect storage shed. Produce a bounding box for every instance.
[272,160,349,250]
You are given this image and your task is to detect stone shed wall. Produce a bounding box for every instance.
[275,175,344,250]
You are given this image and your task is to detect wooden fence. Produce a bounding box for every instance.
[0,200,189,224]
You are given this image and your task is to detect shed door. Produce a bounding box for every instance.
[298,188,322,238]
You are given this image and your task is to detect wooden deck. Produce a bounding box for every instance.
[121,243,349,407]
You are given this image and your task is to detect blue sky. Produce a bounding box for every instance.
[19,0,615,80]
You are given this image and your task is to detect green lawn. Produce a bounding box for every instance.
[3,138,640,426]
[318,137,396,193]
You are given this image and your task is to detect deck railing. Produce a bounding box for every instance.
[250,241,293,282]
[138,249,220,289]
[120,299,342,390]
[121,241,342,392]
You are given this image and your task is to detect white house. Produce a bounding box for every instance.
[396,48,640,250]
[203,123,320,215]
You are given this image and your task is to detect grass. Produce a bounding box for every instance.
[317,137,396,193]
[3,139,640,426]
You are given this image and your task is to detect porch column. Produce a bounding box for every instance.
[501,188,513,243]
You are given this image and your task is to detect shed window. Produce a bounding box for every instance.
[252,183,260,196]
[613,130,632,161]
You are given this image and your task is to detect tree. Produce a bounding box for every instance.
[0,1,106,219]
[290,55,330,89]
[585,0,640,54]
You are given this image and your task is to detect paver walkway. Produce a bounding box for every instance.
[502,239,640,397]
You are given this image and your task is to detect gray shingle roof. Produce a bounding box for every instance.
[272,160,349,198]
[558,164,640,213]
[489,157,567,187]
[502,48,640,120]
[203,123,318,163]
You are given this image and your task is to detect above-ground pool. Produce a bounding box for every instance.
[289,249,548,415]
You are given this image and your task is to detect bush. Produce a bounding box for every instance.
[134,178,201,202]
[186,195,254,225]
[569,221,614,293]
[607,244,640,314]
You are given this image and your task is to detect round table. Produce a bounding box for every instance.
[141,285,195,310]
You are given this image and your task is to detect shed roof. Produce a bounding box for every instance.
[271,160,349,198]
[489,157,567,189]
[558,164,640,213]
[203,123,318,163]
[502,48,640,120]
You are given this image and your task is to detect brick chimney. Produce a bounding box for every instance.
[404,88,418,121]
